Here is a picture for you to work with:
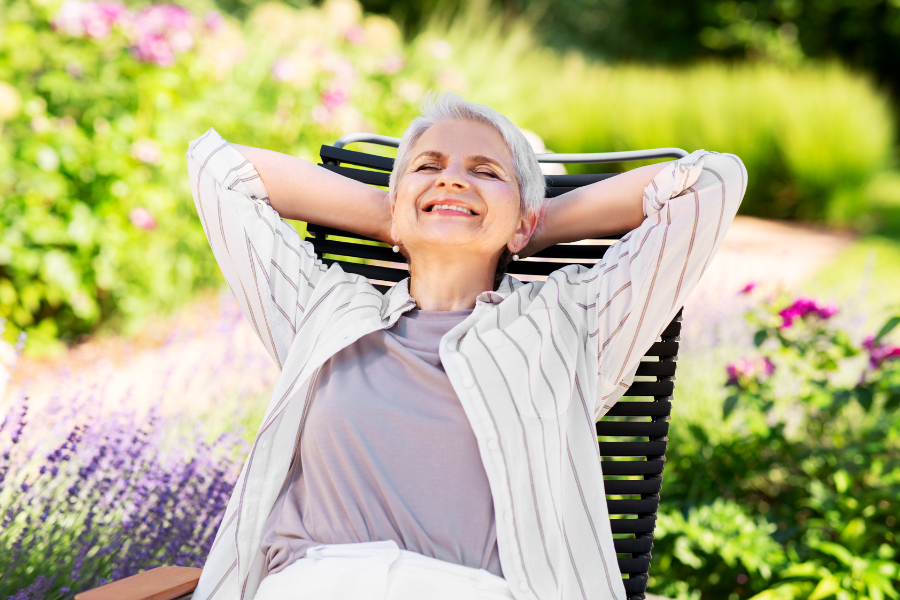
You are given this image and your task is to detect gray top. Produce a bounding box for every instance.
[259,308,503,577]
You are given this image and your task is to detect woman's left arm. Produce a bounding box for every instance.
[522,162,669,254]
[542,151,748,420]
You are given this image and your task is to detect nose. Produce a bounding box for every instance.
[435,159,469,191]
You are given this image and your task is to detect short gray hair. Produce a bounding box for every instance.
[388,91,545,217]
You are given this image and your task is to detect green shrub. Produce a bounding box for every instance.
[0,0,440,355]
[651,292,900,600]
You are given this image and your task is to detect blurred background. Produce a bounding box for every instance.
[1,1,899,599]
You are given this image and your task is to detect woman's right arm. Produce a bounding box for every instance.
[227,143,392,243]
[186,127,388,369]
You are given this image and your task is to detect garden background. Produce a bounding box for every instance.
[1,0,900,599]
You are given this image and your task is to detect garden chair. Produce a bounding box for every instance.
[74,136,688,600]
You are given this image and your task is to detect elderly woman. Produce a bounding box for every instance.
[185,92,746,600]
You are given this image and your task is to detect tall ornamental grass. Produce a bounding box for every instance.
[414,3,897,223]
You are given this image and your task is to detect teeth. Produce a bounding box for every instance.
[431,204,473,215]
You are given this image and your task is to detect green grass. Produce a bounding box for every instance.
[411,2,897,225]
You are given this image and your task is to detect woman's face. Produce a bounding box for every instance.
[391,119,533,264]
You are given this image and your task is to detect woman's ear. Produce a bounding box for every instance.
[509,210,540,254]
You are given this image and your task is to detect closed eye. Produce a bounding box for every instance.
[416,164,440,172]
[475,169,499,178]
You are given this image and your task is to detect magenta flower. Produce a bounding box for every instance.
[778,295,839,329]
[726,356,775,387]
[739,281,758,295]
[129,207,157,230]
[862,335,900,369]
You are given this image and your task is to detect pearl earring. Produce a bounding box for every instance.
[512,253,519,261]
[392,245,399,253]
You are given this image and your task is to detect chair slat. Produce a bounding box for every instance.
[601,460,665,476]
[634,361,676,377]
[613,538,654,554]
[607,498,659,514]
[618,558,652,574]
[604,401,671,417]
[603,479,662,495]
[644,341,679,357]
[611,518,656,534]
[319,164,389,186]
[324,260,407,282]
[546,173,618,187]
[506,260,594,276]
[596,421,669,437]
[622,381,674,397]
[661,321,682,337]
[599,441,667,457]
[320,145,394,171]
[306,224,379,242]
[532,243,618,259]
[624,578,649,595]
[311,238,398,262]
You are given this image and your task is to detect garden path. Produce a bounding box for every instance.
[3,216,855,420]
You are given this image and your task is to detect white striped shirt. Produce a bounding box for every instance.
[185,127,747,600]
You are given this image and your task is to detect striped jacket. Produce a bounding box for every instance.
[185,127,747,600]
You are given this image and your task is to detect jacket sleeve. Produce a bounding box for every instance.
[578,150,747,420]
[185,127,329,369]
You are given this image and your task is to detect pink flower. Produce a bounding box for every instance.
[740,281,758,295]
[130,3,195,66]
[130,34,175,67]
[52,0,130,39]
[381,54,403,74]
[862,335,900,369]
[778,295,839,328]
[270,58,296,82]
[131,139,161,164]
[203,10,223,31]
[344,25,365,45]
[726,356,775,387]
[129,207,157,230]
[321,87,348,111]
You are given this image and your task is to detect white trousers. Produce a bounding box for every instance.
[253,540,514,600]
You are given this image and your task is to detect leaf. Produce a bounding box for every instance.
[856,387,874,412]
[884,390,900,412]
[755,329,768,348]
[808,574,842,600]
[812,541,856,566]
[875,316,900,342]
[723,394,740,419]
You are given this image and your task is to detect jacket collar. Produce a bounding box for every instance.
[382,274,524,317]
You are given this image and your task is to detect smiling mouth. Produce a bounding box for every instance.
[425,204,476,215]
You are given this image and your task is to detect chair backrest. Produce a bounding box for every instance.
[310,135,686,600]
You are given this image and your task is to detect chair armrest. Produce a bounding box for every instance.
[74,566,201,600]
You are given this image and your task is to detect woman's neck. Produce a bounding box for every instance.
[407,250,499,311]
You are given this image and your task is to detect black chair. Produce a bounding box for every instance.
[312,135,686,600]
[75,136,687,600]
